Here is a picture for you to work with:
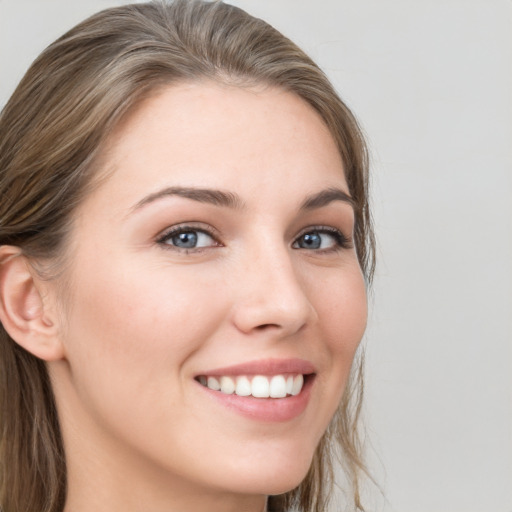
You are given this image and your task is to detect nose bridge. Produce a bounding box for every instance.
[231,235,316,335]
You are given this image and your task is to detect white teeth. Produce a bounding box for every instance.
[291,374,304,396]
[207,376,220,391]
[202,373,305,398]
[235,376,252,396]
[251,375,270,398]
[220,376,236,394]
[286,375,294,395]
[269,375,287,398]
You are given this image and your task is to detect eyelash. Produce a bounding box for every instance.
[293,226,353,253]
[156,224,221,253]
[156,224,352,254]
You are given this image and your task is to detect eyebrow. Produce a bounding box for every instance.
[131,186,245,212]
[130,185,353,213]
[299,187,354,210]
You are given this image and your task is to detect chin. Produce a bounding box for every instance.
[218,445,316,496]
[228,474,307,498]
[259,472,309,497]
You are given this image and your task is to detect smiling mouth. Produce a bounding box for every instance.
[195,373,310,398]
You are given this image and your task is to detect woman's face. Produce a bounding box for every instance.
[50,82,367,506]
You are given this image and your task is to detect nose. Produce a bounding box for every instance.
[230,243,317,337]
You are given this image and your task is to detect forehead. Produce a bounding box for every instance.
[89,82,348,213]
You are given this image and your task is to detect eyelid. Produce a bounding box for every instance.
[155,223,222,249]
[293,225,352,250]
[154,223,351,253]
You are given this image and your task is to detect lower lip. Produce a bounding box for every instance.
[197,376,315,422]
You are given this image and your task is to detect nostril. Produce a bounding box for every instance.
[255,323,279,331]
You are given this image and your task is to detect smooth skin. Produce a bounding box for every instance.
[0,82,367,512]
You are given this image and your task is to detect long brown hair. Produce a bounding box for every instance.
[0,1,375,511]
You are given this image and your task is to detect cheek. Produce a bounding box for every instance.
[57,261,235,471]
[315,267,367,351]
[309,266,367,400]
[61,261,228,401]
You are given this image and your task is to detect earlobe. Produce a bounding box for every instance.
[0,246,64,361]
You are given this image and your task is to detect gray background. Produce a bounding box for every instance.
[1,1,511,511]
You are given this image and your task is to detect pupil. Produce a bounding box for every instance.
[173,231,197,248]
[302,233,321,249]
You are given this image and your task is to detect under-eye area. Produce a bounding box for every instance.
[195,373,316,398]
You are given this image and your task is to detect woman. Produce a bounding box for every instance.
[0,1,374,511]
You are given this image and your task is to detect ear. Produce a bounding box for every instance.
[0,246,64,361]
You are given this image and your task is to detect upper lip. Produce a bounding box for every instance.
[196,358,316,377]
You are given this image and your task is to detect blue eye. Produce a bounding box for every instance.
[293,228,350,251]
[158,227,217,250]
